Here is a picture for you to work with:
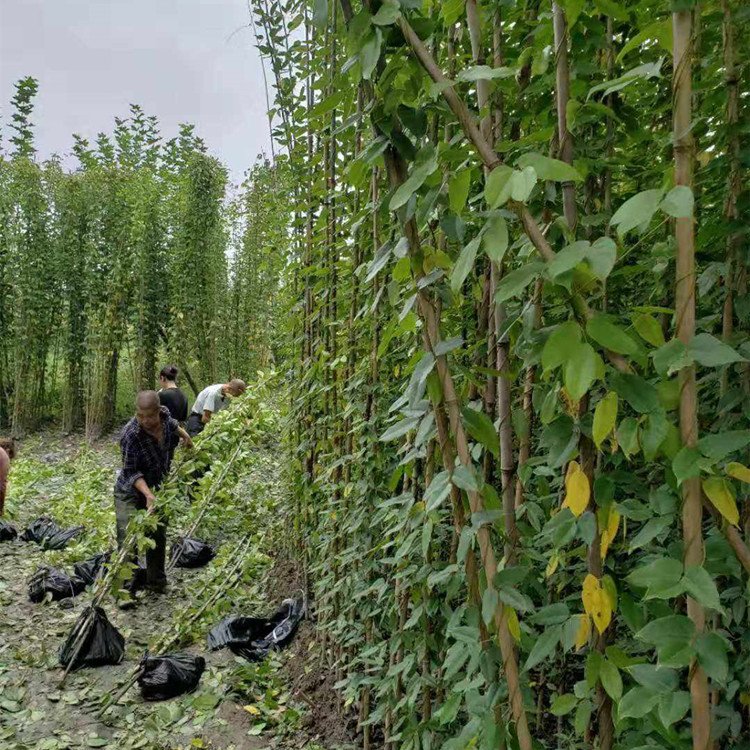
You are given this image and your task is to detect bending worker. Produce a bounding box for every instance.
[114,391,193,598]
[186,379,246,437]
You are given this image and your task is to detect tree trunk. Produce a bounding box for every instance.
[673,9,711,749]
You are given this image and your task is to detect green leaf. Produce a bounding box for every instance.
[380,416,419,442]
[660,185,694,218]
[494,262,544,304]
[550,693,578,717]
[672,446,702,483]
[642,411,669,462]
[617,19,672,63]
[516,152,583,182]
[462,406,499,458]
[449,169,472,214]
[616,417,640,458]
[618,687,659,720]
[609,372,661,414]
[637,615,695,649]
[497,586,533,612]
[359,27,382,81]
[510,166,537,202]
[688,333,746,367]
[523,626,561,671]
[441,0,465,25]
[312,0,328,28]
[371,0,401,25]
[695,632,729,683]
[564,342,599,401]
[652,338,693,376]
[483,216,508,264]
[632,313,665,348]
[627,664,678,693]
[389,146,438,210]
[485,166,513,208]
[610,189,663,235]
[599,659,623,701]
[424,470,451,511]
[542,321,581,372]
[583,237,617,281]
[451,236,480,292]
[457,65,516,82]
[698,430,750,460]
[482,586,499,625]
[586,314,640,356]
[593,392,618,449]
[682,566,722,612]
[626,557,683,597]
[547,241,589,279]
[452,464,480,492]
[658,691,690,728]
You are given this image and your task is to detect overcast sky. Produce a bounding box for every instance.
[0,0,273,183]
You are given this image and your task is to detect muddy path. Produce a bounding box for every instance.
[0,432,350,750]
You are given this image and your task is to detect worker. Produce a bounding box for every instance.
[0,438,16,517]
[114,391,193,602]
[185,379,247,437]
[157,364,188,424]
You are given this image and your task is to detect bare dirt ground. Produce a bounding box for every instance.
[0,431,354,750]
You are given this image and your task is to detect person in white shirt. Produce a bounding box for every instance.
[186,379,246,437]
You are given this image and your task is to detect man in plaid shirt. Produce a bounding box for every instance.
[115,391,193,600]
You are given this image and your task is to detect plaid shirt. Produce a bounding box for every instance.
[115,407,180,500]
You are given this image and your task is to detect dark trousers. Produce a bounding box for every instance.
[114,488,167,591]
[186,413,205,437]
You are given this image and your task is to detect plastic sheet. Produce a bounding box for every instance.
[0,520,17,541]
[21,517,83,550]
[28,566,86,603]
[73,552,110,586]
[138,653,206,701]
[169,537,215,568]
[207,597,304,662]
[59,606,125,671]
[42,525,84,550]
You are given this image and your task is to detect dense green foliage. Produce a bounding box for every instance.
[0,83,287,438]
[244,0,750,748]
[2,1,750,748]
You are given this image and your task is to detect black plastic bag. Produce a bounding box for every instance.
[169,537,215,568]
[59,606,125,670]
[28,566,86,603]
[74,552,110,586]
[21,517,60,543]
[0,520,17,541]
[42,525,84,550]
[138,653,206,701]
[207,597,304,661]
[21,517,83,549]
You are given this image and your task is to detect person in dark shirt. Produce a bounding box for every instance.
[157,365,188,423]
[114,391,193,601]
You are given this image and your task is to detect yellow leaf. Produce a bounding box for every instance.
[507,607,521,643]
[243,705,261,716]
[562,461,590,517]
[574,614,591,650]
[546,552,560,578]
[582,573,612,635]
[599,507,621,561]
[593,392,618,449]
[726,462,750,484]
[703,476,739,527]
